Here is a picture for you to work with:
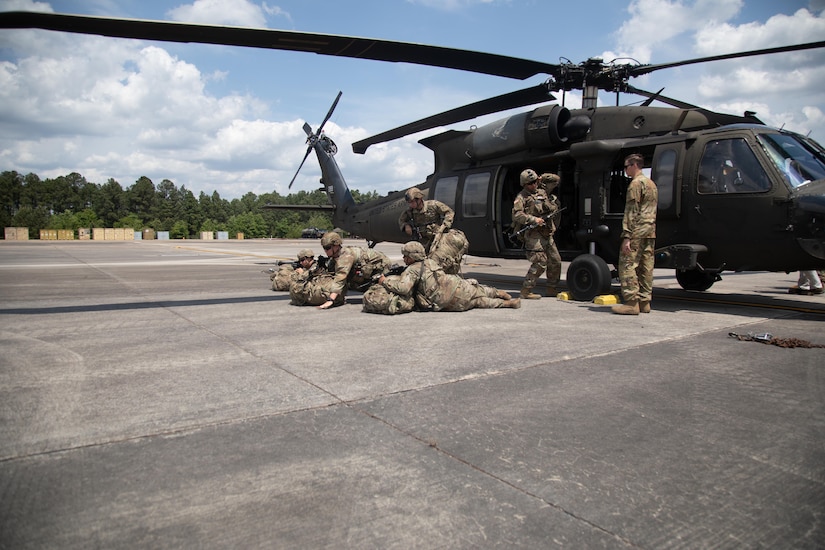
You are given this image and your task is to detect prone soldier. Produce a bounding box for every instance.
[317,231,392,310]
[373,241,520,313]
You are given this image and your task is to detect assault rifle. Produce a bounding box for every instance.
[511,207,567,239]
[357,264,406,291]
[277,255,329,271]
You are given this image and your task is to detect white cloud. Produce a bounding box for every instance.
[167,0,269,27]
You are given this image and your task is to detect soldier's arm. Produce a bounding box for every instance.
[382,265,419,296]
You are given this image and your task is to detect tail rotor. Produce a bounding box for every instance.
[288,91,342,189]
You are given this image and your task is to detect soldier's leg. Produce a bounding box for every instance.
[544,238,562,296]
[617,241,641,302]
[521,235,547,298]
[637,239,655,302]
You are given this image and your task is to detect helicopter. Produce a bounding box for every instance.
[2,11,825,301]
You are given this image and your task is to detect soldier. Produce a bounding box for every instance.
[317,231,392,310]
[270,263,294,291]
[377,241,520,311]
[511,169,562,299]
[399,186,468,274]
[288,249,338,306]
[612,153,658,315]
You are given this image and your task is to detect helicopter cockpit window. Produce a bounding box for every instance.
[757,133,825,189]
[433,176,458,210]
[697,138,770,194]
[462,173,490,218]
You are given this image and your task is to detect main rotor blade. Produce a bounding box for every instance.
[0,11,559,80]
[288,146,313,190]
[352,85,554,154]
[629,40,825,78]
[624,85,699,110]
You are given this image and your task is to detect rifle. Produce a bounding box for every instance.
[512,207,567,238]
[357,264,406,291]
[277,255,329,271]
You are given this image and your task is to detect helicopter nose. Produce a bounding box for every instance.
[792,181,825,260]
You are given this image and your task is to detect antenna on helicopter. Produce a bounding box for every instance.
[288,91,342,189]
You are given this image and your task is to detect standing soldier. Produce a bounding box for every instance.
[511,169,562,299]
[317,231,391,310]
[376,241,519,312]
[399,187,468,274]
[612,153,658,315]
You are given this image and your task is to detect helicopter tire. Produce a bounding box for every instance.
[675,269,717,292]
[567,254,612,302]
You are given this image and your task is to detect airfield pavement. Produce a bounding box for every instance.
[0,238,823,549]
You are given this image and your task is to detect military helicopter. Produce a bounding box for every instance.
[3,11,825,301]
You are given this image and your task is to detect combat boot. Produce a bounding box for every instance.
[496,289,513,300]
[520,287,541,300]
[546,285,558,298]
[639,300,651,313]
[611,299,640,315]
[502,298,521,309]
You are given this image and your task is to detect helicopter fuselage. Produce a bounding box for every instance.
[318,105,825,297]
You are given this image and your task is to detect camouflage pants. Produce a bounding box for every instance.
[429,229,469,275]
[618,238,655,302]
[522,231,561,290]
[362,285,415,315]
[289,276,344,306]
[443,280,508,312]
[270,265,294,291]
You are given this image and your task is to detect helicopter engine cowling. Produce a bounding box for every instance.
[468,104,571,160]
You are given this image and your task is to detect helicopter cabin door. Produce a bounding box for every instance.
[686,135,781,270]
[430,170,498,256]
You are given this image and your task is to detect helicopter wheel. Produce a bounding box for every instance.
[675,269,718,291]
[567,254,612,301]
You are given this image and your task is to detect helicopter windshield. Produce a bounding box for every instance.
[757,133,825,188]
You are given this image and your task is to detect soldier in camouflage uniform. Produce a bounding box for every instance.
[377,241,520,312]
[511,169,562,299]
[270,249,313,291]
[270,264,294,291]
[288,249,339,306]
[612,153,658,315]
[399,187,468,274]
[317,231,391,310]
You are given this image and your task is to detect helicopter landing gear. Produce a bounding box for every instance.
[676,268,720,291]
[567,254,612,301]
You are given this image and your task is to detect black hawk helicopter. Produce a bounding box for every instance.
[3,11,825,300]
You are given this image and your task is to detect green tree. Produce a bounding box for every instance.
[75,208,103,229]
[127,176,156,219]
[170,220,189,239]
[227,212,267,238]
[48,210,77,230]
[0,171,24,226]
[97,179,125,226]
[116,213,144,230]
[12,206,49,238]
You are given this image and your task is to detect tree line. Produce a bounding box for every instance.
[0,171,382,239]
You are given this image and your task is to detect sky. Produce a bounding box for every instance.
[1,0,824,200]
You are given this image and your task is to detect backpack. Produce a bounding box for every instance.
[362,284,415,315]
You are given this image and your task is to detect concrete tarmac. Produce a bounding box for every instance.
[1,239,823,549]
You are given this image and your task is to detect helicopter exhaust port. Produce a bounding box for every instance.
[468,104,575,160]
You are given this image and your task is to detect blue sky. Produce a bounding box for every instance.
[1,0,824,199]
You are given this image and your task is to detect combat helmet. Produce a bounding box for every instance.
[320,231,342,248]
[401,241,426,261]
[520,169,538,186]
[404,187,424,202]
[297,249,314,261]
